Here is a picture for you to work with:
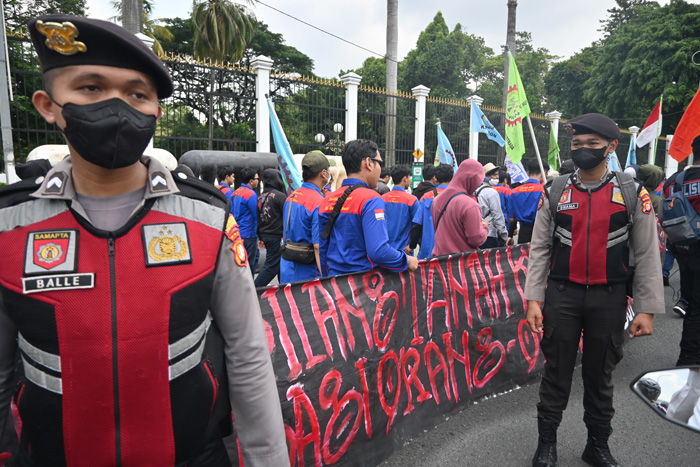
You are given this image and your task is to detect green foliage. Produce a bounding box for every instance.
[110,0,175,56]
[583,0,700,133]
[598,0,659,38]
[192,0,254,62]
[399,12,469,99]
[544,46,599,117]
[160,17,194,56]
[340,57,390,88]
[3,0,86,30]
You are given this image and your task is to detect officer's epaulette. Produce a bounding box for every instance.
[171,169,229,211]
[0,177,44,209]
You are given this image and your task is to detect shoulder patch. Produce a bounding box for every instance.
[537,192,545,210]
[224,214,248,267]
[639,187,653,214]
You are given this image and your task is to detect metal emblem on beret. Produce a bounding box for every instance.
[142,223,192,267]
[35,21,87,56]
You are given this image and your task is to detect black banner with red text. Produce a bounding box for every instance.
[256,244,544,466]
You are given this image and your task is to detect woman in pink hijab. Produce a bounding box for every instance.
[431,159,489,256]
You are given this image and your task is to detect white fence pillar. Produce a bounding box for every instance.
[665,135,679,178]
[468,95,483,160]
[545,110,562,166]
[411,85,430,162]
[340,72,362,142]
[252,55,274,153]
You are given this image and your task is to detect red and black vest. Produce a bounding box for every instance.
[0,178,231,466]
[548,175,635,285]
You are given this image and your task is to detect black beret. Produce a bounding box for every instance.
[28,15,173,98]
[566,113,621,141]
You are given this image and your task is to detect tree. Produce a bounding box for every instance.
[111,0,175,55]
[3,0,86,30]
[599,0,658,38]
[400,12,469,99]
[584,0,700,134]
[192,0,254,63]
[544,46,599,117]
[122,0,143,33]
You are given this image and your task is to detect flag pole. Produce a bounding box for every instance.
[525,116,547,180]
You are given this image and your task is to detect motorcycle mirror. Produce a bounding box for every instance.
[630,366,700,434]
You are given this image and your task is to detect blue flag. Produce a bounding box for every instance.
[626,134,637,167]
[504,155,528,183]
[471,101,505,147]
[437,124,458,173]
[608,151,622,172]
[267,98,302,191]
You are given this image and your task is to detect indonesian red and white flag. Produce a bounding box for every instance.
[636,98,662,148]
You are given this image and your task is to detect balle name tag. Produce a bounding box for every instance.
[22,273,95,294]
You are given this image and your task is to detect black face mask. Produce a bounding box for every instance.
[571,144,609,170]
[52,97,157,169]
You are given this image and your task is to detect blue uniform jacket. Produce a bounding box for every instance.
[511,178,544,225]
[418,184,447,259]
[232,184,258,238]
[494,184,513,229]
[280,182,323,283]
[382,187,421,251]
[217,183,234,214]
[318,178,408,276]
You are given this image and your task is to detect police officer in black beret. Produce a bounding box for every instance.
[0,15,289,466]
[524,113,664,466]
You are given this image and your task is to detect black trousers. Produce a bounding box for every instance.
[675,247,700,365]
[537,279,627,428]
[518,222,534,244]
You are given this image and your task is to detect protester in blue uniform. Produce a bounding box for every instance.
[318,139,419,276]
[280,151,334,283]
[416,163,453,259]
[217,166,235,210]
[511,158,548,244]
[232,167,260,275]
[382,164,421,252]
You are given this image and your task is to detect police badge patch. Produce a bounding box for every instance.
[225,215,247,268]
[142,223,192,267]
[639,187,653,214]
[537,192,545,210]
[24,230,78,276]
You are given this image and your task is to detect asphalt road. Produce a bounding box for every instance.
[380,266,700,467]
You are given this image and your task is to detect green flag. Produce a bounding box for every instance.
[504,51,530,164]
[548,122,560,170]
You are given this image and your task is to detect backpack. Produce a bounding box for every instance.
[661,170,700,246]
[472,185,495,221]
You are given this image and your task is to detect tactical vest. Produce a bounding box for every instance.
[548,176,635,285]
[0,177,231,466]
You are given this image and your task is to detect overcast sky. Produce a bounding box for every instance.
[85,0,694,79]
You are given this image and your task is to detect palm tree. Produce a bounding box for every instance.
[191,0,255,149]
[192,0,254,63]
[385,0,398,166]
[111,0,175,56]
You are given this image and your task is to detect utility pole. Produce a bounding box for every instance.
[385,0,398,166]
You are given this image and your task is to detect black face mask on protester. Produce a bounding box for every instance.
[51,97,157,169]
[571,144,609,170]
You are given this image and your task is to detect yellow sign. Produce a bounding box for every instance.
[413,148,424,160]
